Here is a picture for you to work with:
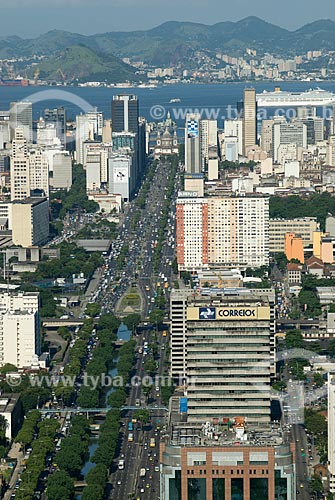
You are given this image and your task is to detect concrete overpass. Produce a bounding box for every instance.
[276,318,319,329]
[42,318,84,328]
[38,405,168,414]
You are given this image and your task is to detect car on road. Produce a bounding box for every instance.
[117,480,121,485]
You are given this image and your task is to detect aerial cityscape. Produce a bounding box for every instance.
[2,2,335,500]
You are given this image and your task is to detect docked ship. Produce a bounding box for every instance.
[0,79,29,86]
[256,87,335,107]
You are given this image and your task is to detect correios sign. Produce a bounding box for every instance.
[187,306,271,321]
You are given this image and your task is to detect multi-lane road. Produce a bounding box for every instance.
[108,331,169,500]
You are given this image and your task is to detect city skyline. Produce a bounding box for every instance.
[1,0,335,37]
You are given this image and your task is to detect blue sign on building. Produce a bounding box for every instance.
[180,397,188,413]
[199,307,216,320]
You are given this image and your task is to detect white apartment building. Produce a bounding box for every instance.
[176,195,269,270]
[269,217,319,253]
[0,291,40,369]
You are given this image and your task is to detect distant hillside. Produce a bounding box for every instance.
[3,17,335,67]
[28,45,139,83]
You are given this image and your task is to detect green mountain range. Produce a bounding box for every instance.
[3,16,335,80]
[27,45,139,83]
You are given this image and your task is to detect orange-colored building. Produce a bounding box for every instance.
[285,232,304,263]
[321,238,334,264]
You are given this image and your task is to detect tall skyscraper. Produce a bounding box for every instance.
[184,288,272,424]
[44,107,66,145]
[10,101,33,142]
[260,119,274,156]
[111,96,145,194]
[200,119,217,170]
[111,95,139,133]
[185,113,201,174]
[242,88,257,155]
[176,195,269,270]
[10,128,30,201]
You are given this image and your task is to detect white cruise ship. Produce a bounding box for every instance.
[256,87,335,107]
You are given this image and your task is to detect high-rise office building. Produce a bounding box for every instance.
[10,101,33,142]
[294,116,324,145]
[224,119,243,156]
[11,198,49,247]
[0,291,40,369]
[10,128,30,201]
[75,110,103,165]
[50,152,72,190]
[170,287,275,422]
[108,154,133,201]
[260,119,274,156]
[243,88,257,155]
[0,110,10,149]
[29,148,49,197]
[272,119,307,163]
[185,114,201,174]
[111,95,139,133]
[44,107,66,145]
[176,195,269,270]
[200,120,217,170]
[269,217,319,253]
[36,119,58,147]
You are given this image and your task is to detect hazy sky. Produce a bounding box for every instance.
[1,0,335,37]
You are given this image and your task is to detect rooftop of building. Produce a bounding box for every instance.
[0,393,20,414]
[11,197,48,206]
[163,396,287,449]
[287,263,303,271]
[185,287,272,307]
[171,286,275,301]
